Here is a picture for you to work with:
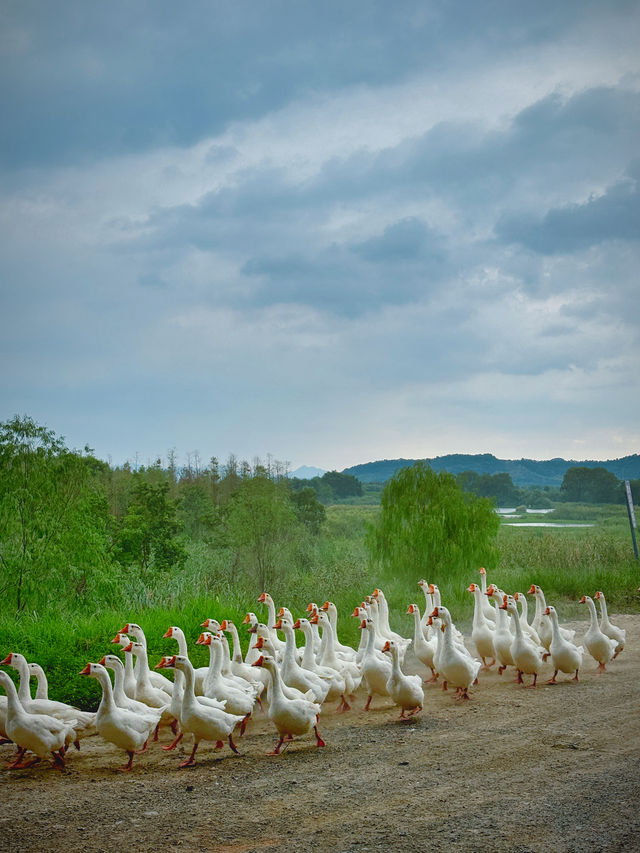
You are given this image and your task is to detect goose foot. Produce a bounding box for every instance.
[240,713,251,736]
[516,671,524,684]
[526,674,538,688]
[441,680,448,692]
[267,736,286,755]
[572,670,579,682]
[407,705,422,716]
[136,739,149,754]
[8,755,41,769]
[597,662,606,673]
[364,695,372,711]
[73,739,81,750]
[498,665,506,675]
[546,671,558,684]
[314,725,326,747]
[480,658,495,671]
[336,695,351,713]
[455,688,470,701]
[119,751,135,772]
[153,724,160,742]
[162,732,183,751]
[424,671,439,684]
[178,742,199,768]
[51,750,66,768]
[228,734,240,754]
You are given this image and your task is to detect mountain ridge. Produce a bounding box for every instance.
[341,453,640,488]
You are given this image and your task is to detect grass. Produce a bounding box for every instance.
[1,501,638,709]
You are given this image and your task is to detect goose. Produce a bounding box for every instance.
[294,618,348,693]
[528,586,575,649]
[467,584,496,670]
[164,625,208,694]
[274,618,330,703]
[513,592,541,646]
[220,619,269,691]
[311,611,361,709]
[201,622,259,697]
[195,633,255,725]
[430,584,467,646]
[156,656,244,767]
[121,642,174,738]
[98,655,165,726]
[0,652,96,745]
[372,589,412,657]
[544,606,584,684]
[257,593,286,659]
[407,604,438,681]
[417,580,435,639]
[119,623,174,696]
[429,607,480,700]
[580,596,618,672]
[381,640,423,717]
[359,618,392,710]
[352,605,372,664]
[110,633,137,699]
[320,602,358,662]
[499,597,544,687]
[594,591,626,657]
[252,637,316,703]
[0,671,73,769]
[27,663,49,700]
[80,662,156,771]
[478,567,497,623]
[305,603,323,656]
[486,586,515,674]
[242,612,262,665]
[252,655,325,755]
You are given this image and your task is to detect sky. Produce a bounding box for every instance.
[1,1,639,472]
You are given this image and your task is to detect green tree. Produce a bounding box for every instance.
[226,475,299,591]
[291,487,326,534]
[367,462,500,579]
[0,415,113,612]
[116,479,186,572]
[560,466,621,503]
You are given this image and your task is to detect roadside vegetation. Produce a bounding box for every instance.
[1,414,638,708]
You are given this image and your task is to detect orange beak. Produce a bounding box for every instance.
[544,607,551,615]
[309,613,319,624]
[0,654,13,666]
[479,567,486,575]
[321,601,330,611]
[220,620,228,630]
[274,619,282,629]
[499,603,508,610]
[111,633,122,644]
[528,585,536,594]
[428,584,435,594]
[430,607,439,618]
[382,641,390,652]
[163,627,173,638]
[427,616,433,626]
[98,656,107,666]
[120,624,130,633]
[252,655,265,667]
[195,633,207,645]
[579,596,586,604]
[122,642,133,653]
[359,619,367,629]
[258,592,267,603]
[79,663,92,676]
[467,584,475,592]
[293,619,301,629]
[351,607,360,617]
[242,613,251,624]
[306,603,314,612]
[514,592,520,600]
[255,637,265,649]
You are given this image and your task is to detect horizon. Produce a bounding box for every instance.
[2,3,639,469]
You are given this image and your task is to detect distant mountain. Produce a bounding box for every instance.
[342,453,640,488]
[291,465,327,479]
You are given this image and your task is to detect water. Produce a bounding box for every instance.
[503,522,594,528]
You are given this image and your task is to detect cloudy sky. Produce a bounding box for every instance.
[1,1,639,472]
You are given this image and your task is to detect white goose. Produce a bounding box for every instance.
[121,642,174,738]
[486,586,515,674]
[252,654,325,755]
[417,580,435,639]
[594,591,626,657]
[164,625,208,694]
[111,633,137,699]
[372,589,412,657]
[0,671,74,769]
[500,597,544,687]
[196,633,255,725]
[429,607,480,700]
[513,592,541,646]
[528,586,575,650]
[359,618,392,710]
[275,617,330,703]
[0,652,96,746]
[311,611,361,709]
[99,654,165,726]
[257,593,286,659]
[382,640,423,717]
[580,596,617,672]
[320,601,358,662]
[156,655,244,767]
[544,606,584,684]
[27,663,49,700]
[220,619,269,691]
[467,583,496,670]
[120,623,174,696]
[407,604,437,681]
[294,618,349,699]
[80,662,156,771]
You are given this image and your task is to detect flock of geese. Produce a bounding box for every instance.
[0,571,627,771]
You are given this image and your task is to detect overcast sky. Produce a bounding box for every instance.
[1,1,639,471]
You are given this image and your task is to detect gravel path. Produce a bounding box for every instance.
[2,614,639,853]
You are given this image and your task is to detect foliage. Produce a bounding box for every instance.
[560,466,622,503]
[367,462,500,580]
[0,415,115,613]
[225,475,300,591]
[289,469,364,504]
[456,470,520,505]
[291,487,326,534]
[115,478,187,573]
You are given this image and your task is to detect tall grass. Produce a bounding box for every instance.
[1,504,638,709]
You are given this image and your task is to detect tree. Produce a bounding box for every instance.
[367,462,500,579]
[291,487,326,534]
[116,479,187,573]
[0,415,113,612]
[225,475,299,591]
[560,466,621,503]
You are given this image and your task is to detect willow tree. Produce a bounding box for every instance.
[367,462,500,580]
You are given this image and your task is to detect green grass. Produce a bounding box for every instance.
[1,502,638,709]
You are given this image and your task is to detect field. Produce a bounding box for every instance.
[2,611,639,853]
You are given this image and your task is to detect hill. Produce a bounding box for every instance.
[342,453,640,487]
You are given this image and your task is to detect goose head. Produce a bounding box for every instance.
[201,617,220,631]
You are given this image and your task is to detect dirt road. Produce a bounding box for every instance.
[2,614,639,853]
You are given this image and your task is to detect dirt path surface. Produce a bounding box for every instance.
[2,614,639,853]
